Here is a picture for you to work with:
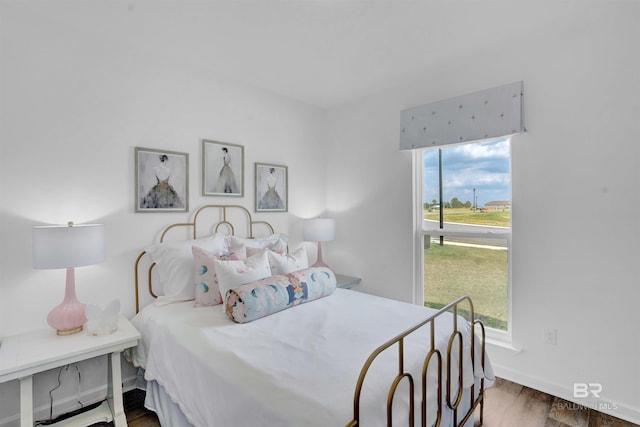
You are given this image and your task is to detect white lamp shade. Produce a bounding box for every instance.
[33,223,105,269]
[303,218,335,242]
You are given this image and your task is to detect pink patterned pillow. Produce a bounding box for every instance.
[192,246,246,307]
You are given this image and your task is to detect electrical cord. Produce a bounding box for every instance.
[34,364,84,426]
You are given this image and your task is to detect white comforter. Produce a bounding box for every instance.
[127,289,494,427]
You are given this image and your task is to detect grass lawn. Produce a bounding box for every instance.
[424,208,510,227]
[424,241,508,330]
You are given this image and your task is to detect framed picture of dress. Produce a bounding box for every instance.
[255,163,288,212]
[135,147,189,213]
[202,140,244,197]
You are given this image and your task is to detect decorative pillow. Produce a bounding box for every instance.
[145,233,229,304]
[230,233,288,257]
[267,246,308,275]
[214,250,273,299]
[225,267,336,323]
[192,245,247,307]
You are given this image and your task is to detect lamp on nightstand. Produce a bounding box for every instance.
[303,218,335,269]
[32,222,105,335]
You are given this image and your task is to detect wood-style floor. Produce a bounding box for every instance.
[108,378,637,427]
[91,388,159,427]
[475,378,636,427]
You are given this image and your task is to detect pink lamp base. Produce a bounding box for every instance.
[47,267,87,336]
[47,301,86,335]
[311,260,331,269]
[57,327,83,336]
[312,241,331,271]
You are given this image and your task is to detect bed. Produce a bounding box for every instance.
[126,205,494,427]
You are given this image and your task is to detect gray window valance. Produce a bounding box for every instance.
[399,81,525,150]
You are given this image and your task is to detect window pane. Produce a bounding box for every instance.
[422,139,511,332]
[423,139,511,226]
[424,236,508,330]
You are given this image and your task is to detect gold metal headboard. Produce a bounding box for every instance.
[134,205,275,313]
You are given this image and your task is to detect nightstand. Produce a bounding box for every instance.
[0,315,140,427]
[335,273,362,289]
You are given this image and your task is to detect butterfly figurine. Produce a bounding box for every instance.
[85,299,120,336]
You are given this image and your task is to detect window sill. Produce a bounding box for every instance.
[484,335,522,354]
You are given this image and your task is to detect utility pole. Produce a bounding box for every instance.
[473,188,476,212]
[439,149,444,246]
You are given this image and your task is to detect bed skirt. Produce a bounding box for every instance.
[140,376,485,427]
[145,379,194,427]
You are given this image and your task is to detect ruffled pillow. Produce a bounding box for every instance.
[230,233,288,257]
[214,250,273,299]
[225,267,336,323]
[267,246,308,275]
[192,245,247,307]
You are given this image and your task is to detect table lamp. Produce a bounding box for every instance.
[303,218,335,269]
[32,222,105,335]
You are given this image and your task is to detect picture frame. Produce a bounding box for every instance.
[135,147,189,213]
[202,140,244,197]
[255,163,288,212]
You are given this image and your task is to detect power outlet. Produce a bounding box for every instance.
[544,328,557,345]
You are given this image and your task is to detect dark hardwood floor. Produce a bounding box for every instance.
[90,388,159,427]
[111,378,637,427]
[121,388,160,427]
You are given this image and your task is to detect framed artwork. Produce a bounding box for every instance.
[135,147,189,213]
[255,163,288,212]
[202,140,244,197]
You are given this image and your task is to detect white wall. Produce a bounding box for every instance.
[0,4,327,424]
[2,1,640,425]
[325,2,640,424]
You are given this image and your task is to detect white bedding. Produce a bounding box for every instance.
[126,289,494,427]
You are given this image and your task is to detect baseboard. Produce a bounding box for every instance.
[492,363,640,425]
[0,374,139,427]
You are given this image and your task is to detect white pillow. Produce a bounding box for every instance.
[230,233,288,256]
[267,246,308,275]
[214,250,272,298]
[145,233,229,304]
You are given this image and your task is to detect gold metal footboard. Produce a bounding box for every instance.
[346,296,486,427]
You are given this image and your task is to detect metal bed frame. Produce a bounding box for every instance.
[134,204,273,313]
[133,204,487,427]
[346,295,486,427]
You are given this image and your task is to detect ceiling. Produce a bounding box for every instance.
[25,0,578,108]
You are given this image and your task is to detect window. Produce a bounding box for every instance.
[417,138,511,334]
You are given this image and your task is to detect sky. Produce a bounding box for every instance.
[423,138,510,208]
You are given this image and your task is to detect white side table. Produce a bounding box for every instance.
[0,315,140,427]
[335,273,362,289]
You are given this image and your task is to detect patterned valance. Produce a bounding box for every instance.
[399,81,525,150]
